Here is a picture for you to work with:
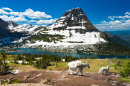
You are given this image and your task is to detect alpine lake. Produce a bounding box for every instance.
[7,48,128,59]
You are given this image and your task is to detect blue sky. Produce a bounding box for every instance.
[0,0,130,31]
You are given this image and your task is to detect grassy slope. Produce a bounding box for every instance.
[7,57,130,82]
[7,59,128,73]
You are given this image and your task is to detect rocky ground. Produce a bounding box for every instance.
[0,70,128,86]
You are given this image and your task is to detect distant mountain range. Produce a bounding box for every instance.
[103,31,130,48]
[0,18,40,45]
[16,8,130,55]
[108,30,130,44]
[0,18,25,45]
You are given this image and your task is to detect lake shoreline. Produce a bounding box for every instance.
[7,48,128,59]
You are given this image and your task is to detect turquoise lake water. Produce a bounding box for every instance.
[8,48,128,59]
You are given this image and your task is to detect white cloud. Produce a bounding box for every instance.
[123,15,130,19]
[0,15,27,22]
[95,19,130,31]
[109,20,121,25]
[28,19,56,24]
[125,11,130,15]
[37,19,56,24]
[100,21,108,24]
[108,13,130,20]
[113,16,123,19]
[108,16,114,20]
[95,11,130,31]
[0,7,56,25]
[23,8,52,19]
[0,9,8,14]
[122,20,130,26]
[28,20,37,22]
[2,7,13,11]
[9,12,23,17]
[12,17,27,22]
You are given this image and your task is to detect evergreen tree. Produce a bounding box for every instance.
[0,51,10,75]
[17,54,21,60]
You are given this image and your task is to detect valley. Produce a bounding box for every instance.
[0,7,130,86]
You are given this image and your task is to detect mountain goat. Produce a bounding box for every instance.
[68,60,90,75]
[99,65,109,75]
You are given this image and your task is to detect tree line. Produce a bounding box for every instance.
[1,52,79,71]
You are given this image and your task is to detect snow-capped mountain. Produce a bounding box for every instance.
[0,18,32,45]
[8,23,39,33]
[44,8,106,44]
[1,8,129,54]
[48,8,98,32]
[0,18,39,34]
[18,8,109,53]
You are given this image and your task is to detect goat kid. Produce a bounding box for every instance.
[99,65,109,75]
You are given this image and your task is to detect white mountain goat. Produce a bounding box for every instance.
[99,65,109,75]
[68,60,90,75]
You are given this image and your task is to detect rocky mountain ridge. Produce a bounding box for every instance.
[0,18,28,45]
[0,18,18,29]
[15,8,130,55]
[48,8,98,33]
[0,8,130,55]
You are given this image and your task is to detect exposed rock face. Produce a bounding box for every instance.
[0,26,12,38]
[48,8,99,33]
[0,18,26,45]
[0,18,9,28]
[0,18,18,29]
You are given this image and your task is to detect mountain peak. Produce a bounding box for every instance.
[67,7,82,11]
[48,8,99,33]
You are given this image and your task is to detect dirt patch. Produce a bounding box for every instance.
[0,83,50,86]
[0,70,122,86]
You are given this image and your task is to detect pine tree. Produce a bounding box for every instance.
[0,51,10,75]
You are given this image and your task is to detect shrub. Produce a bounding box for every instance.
[33,59,50,69]
[10,79,21,84]
[44,78,51,84]
[62,56,79,62]
[1,80,8,85]
[119,61,130,77]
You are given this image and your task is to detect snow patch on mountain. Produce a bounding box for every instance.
[48,16,67,29]
[42,30,106,44]
[66,26,86,29]
[8,23,39,33]
[20,29,106,49]
[12,36,31,43]
[8,21,14,29]
[16,8,107,51]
